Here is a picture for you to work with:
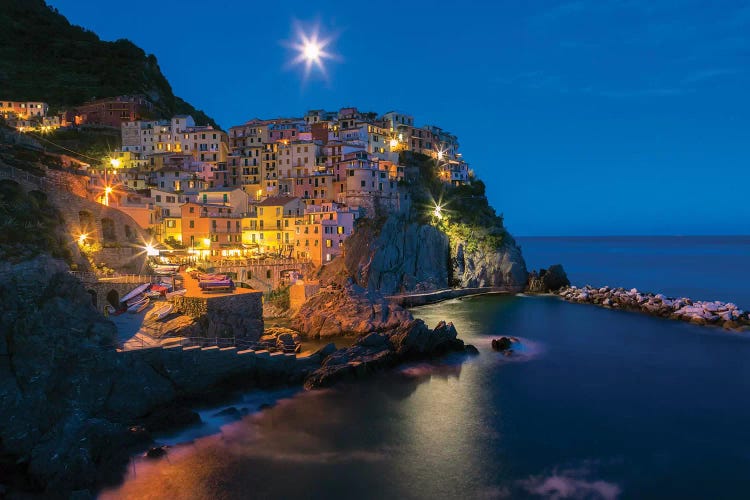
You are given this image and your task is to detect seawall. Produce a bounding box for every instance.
[387,287,511,307]
[120,344,323,393]
[173,291,265,340]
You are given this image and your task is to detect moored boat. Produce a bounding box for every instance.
[153,264,180,275]
[149,302,174,321]
[120,283,150,304]
[166,288,187,300]
[127,297,150,313]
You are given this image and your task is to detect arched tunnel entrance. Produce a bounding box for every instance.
[106,290,120,307]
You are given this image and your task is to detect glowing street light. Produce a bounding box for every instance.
[144,243,159,256]
[77,233,88,246]
[102,185,113,206]
[109,158,121,169]
[202,238,211,247]
[433,203,444,220]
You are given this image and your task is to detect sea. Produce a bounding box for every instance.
[101,236,750,499]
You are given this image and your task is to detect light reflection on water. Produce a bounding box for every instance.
[102,293,750,499]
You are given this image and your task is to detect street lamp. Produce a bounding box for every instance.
[433,203,443,220]
[203,238,211,261]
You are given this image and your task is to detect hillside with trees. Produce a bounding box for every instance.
[0,0,218,128]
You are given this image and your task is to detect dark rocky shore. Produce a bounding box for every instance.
[558,285,750,330]
[0,257,471,497]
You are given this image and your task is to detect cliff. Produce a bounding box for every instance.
[0,0,218,128]
[0,256,173,492]
[319,152,528,295]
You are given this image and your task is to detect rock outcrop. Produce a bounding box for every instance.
[452,235,528,291]
[291,282,413,338]
[0,257,173,493]
[332,213,528,295]
[526,264,571,293]
[303,320,469,389]
[558,285,750,330]
[363,215,450,294]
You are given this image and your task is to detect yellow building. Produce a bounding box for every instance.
[242,196,304,256]
[162,216,182,245]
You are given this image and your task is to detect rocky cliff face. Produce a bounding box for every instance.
[0,257,177,493]
[452,236,528,291]
[327,213,527,295]
[291,282,413,338]
[341,215,449,295]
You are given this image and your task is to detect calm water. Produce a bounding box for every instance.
[519,236,750,307]
[103,237,750,499]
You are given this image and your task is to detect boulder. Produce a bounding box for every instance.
[491,337,513,351]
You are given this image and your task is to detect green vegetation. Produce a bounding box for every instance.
[164,236,186,249]
[0,180,72,263]
[0,0,218,128]
[398,151,510,253]
[266,285,291,311]
[36,127,122,162]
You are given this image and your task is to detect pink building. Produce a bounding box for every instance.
[295,202,358,265]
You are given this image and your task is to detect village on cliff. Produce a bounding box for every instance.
[1,96,469,281]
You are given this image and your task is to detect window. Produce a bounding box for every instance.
[326,239,332,248]
[361,180,366,187]
[189,220,195,228]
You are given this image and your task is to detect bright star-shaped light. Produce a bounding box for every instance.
[303,41,321,62]
[433,203,444,220]
[286,22,337,80]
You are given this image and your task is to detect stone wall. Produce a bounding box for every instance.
[83,281,150,312]
[210,260,315,292]
[173,292,264,340]
[1,164,150,273]
[120,345,322,393]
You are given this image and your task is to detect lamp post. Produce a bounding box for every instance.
[103,157,120,206]
[203,238,211,262]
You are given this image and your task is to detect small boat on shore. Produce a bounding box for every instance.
[146,284,169,298]
[166,289,187,300]
[153,264,180,275]
[120,283,150,304]
[127,297,150,314]
[149,302,174,321]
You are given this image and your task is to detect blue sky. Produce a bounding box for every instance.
[49,0,750,235]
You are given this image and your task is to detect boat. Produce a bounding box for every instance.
[146,284,169,298]
[127,297,150,313]
[153,264,180,275]
[149,302,174,321]
[166,288,187,300]
[120,283,150,304]
[199,279,234,292]
[126,294,146,307]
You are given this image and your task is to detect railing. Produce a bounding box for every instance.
[70,271,163,284]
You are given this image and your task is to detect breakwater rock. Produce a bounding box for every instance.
[526,264,570,293]
[558,285,750,330]
[304,320,471,389]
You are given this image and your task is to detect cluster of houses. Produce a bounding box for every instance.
[2,95,471,266]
